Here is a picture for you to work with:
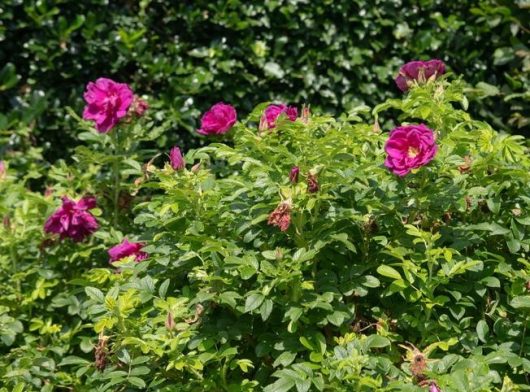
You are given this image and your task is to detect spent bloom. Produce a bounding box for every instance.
[169,146,185,171]
[307,172,319,193]
[108,238,148,263]
[131,96,148,117]
[384,124,437,176]
[395,59,446,92]
[268,201,292,232]
[429,383,441,392]
[261,104,298,129]
[83,77,134,133]
[289,166,300,183]
[197,102,237,136]
[44,196,99,242]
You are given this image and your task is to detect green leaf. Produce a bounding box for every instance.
[128,377,146,388]
[376,265,402,280]
[510,296,530,309]
[85,287,105,303]
[364,335,390,350]
[273,352,297,368]
[245,293,265,312]
[476,320,489,343]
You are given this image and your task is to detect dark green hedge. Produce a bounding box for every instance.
[1,0,528,162]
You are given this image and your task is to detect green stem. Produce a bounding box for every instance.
[111,130,121,227]
[220,359,229,390]
[520,319,527,357]
[9,242,21,294]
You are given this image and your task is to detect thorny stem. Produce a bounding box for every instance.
[111,130,121,228]
[520,319,527,357]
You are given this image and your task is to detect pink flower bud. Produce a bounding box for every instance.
[169,146,185,171]
[289,166,300,183]
[165,311,176,331]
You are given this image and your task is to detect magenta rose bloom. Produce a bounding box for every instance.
[395,59,446,92]
[289,166,300,183]
[82,77,134,133]
[44,196,99,242]
[108,239,148,263]
[262,104,298,129]
[0,161,5,179]
[384,124,437,176]
[169,146,185,171]
[197,102,237,136]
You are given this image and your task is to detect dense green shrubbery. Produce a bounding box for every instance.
[0,0,528,165]
[2,72,530,390]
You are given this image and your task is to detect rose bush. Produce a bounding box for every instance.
[1,70,530,392]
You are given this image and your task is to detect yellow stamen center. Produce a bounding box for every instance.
[408,147,419,158]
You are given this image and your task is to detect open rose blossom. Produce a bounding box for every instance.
[395,59,446,92]
[83,77,134,133]
[169,146,185,171]
[384,124,437,176]
[108,238,148,263]
[44,196,99,242]
[197,102,237,136]
[268,201,292,232]
[262,104,298,129]
[0,161,5,179]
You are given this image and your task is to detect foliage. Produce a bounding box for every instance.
[2,73,530,390]
[0,0,528,165]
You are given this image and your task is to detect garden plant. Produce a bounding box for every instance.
[1,54,530,392]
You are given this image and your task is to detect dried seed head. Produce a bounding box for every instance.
[94,332,109,372]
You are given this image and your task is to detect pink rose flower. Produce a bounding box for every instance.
[261,104,298,129]
[384,124,437,176]
[289,166,300,183]
[169,146,185,171]
[82,77,134,133]
[395,59,446,92]
[44,196,99,242]
[197,102,237,136]
[108,238,148,263]
[0,161,5,179]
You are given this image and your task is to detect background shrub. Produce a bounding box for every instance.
[0,0,528,165]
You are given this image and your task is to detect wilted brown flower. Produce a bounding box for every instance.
[94,332,109,371]
[307,172,319,193]
[267,201,292,232]
[458,155,472,174]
